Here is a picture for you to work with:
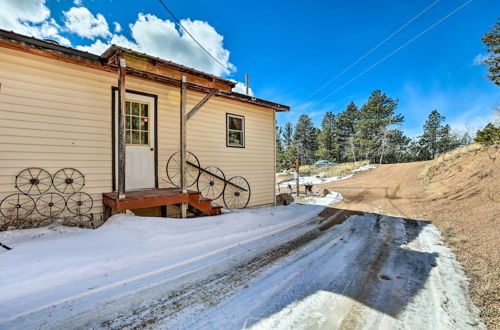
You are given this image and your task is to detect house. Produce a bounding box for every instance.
[0,29,289,224]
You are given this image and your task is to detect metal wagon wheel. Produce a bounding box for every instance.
[66,192,93,215]
[223,176,251,209]
[0,193,36,221]
[64,214,95,229]
[15,168,52,195]
[166,151,201,188]
[197,166,226,200]
[53,168,85,194]
[35,193,66,218]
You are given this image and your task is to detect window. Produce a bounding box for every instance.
[125,101,150,145]
[227,113,245,147]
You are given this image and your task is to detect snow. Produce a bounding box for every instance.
[351,164,377,173]
[301,192,343,206]
[276,164,376,188]
[0,166,484,329]
[0,203,324,328]
[159,215,485,330]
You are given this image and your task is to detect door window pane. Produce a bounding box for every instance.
[132,116,140,130]
[132,130,140,144]
[132,103,140,116]
[141,132,149,145]
[141,118,148,131]
[141,104,148,117]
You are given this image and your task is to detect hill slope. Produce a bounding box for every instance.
[322,145,499,329]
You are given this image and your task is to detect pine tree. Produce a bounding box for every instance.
[381,129,412,163]
[481,20,500,86]
[293,114,318,165]
[337,102,360,162]
[418,110,445,160]
[417,110,462,160]
[283,122,293,148]
[475,123,500,145]
[317,112,339,161]
[275,125,286,171]
[355,90,403,162]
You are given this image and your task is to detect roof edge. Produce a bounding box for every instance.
[102,45,236,88]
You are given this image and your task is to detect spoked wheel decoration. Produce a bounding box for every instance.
[66,192,93,215]
[15,168,52,195]
[52,168,85,194]
[223,176,251,209]
[166,151,201,188]
[0,193,36,221]
[65,214,95,229]
[197,166,226,200]
[35,193,66,218]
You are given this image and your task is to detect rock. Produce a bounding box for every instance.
[312,186,330,197]
[276,193,294,206]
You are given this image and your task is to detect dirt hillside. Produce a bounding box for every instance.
[322,145,499,329]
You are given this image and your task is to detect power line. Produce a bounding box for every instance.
[156,0,231,73]
[312,0,476,107]
[308,0,443,100]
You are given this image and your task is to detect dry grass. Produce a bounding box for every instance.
[420,143,483,183]
[299,160,370,177]
[419,144,500,329]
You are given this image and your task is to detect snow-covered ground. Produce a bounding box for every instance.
[0,179,484,329]
[301,192,343,206]
[0,204,325,328]
[276,164,376,188]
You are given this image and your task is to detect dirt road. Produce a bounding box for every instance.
[321,147,499,329]
[322,162,428,218]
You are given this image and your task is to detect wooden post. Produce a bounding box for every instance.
[180,76,187,218]
[245,74,249,96]
[296,159,300,197]
[117,55,127,199]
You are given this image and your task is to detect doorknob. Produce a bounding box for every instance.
[150,148,154,151]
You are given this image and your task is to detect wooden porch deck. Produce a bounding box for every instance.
[102,188,222,220]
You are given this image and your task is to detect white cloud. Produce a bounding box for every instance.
[113,21,121,33]
[63,6,110,39]
[473,53,489,66]
[0,0,70,45]
[76,39,109,54]
[77,13,234,76]
[1,2,236,78]
[231,81,254,96]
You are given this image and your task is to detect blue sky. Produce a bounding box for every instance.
[2,0,499,137]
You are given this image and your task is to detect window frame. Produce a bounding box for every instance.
[226,113,245,148]
[125,100,151,146]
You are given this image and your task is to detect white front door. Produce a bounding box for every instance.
[114,91,156,190]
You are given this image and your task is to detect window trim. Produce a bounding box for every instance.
[226,113,245,148]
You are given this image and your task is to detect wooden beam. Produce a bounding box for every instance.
[296,159,300,197]
[122,68,290,112]
[186,88,217,121]
[117,54,127,199]
[180,75,187,219]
